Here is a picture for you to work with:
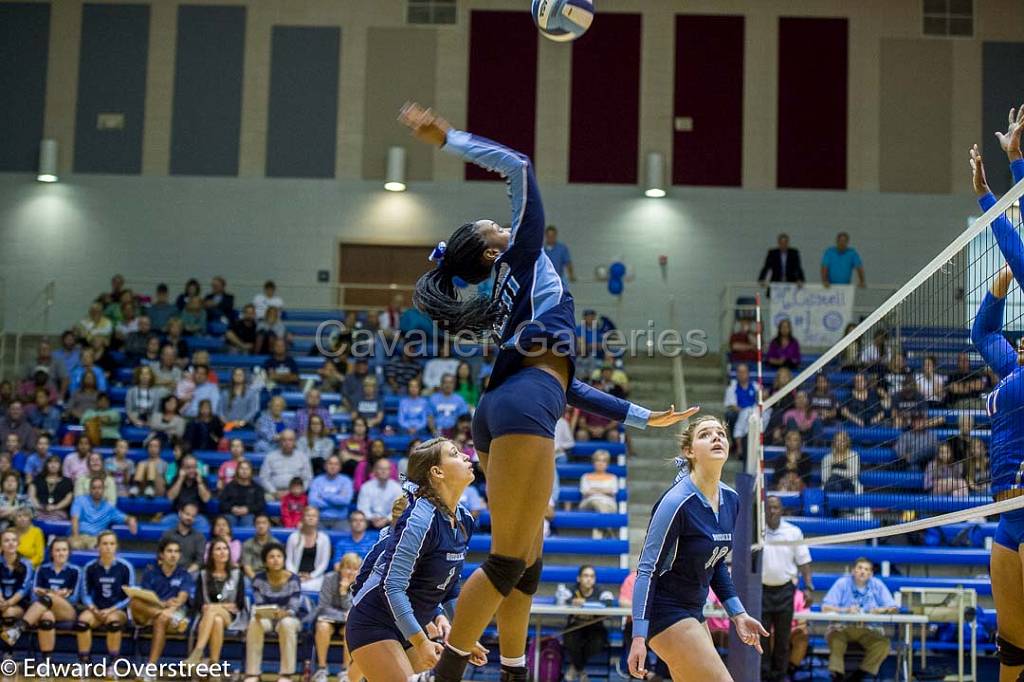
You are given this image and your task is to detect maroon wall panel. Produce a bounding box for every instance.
[673,14,744,186]
[569,13,642,184]
[777,17,848,189]
[465,10,538,181]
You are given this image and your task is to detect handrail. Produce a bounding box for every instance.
[12,281,56,376]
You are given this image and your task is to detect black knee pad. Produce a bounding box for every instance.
[2,618,16,627]
[37,620,55,631]
[514,559,542,595]
[36,594,52,609]
[998,636,1024,667]
[480,554,527,597]
[104,621,123,633]
[73,621,90,633]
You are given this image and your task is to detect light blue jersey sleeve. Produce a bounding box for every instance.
[971,292,1016,379]
[567,378,650,429]
[113,560,135,611]
[442,130,544,253]
[632,484,687,639]
[382,499,436,640]
[68,566,82,605]
[19,561,34,601]
[81,562,95,608]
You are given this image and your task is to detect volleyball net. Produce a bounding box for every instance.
[751,175,1024,548]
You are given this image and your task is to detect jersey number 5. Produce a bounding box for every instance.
[704,546,730,571]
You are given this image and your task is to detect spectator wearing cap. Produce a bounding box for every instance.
[253,281,284,321]
[203,276,235,326]
[147,283,178,332]
[544,225,576,287]
[0,401,36,451]
[225,304,258,354]
[821,231,866,288]
[21,339,68,398]
[758,233,805,287]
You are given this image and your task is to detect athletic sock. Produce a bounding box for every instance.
[433,645,470,682]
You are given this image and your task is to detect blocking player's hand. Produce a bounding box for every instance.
[996,104,1024,161]
[646,405,700,428]
[970,145,991,197]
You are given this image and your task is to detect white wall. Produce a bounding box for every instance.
[0,172,973,347]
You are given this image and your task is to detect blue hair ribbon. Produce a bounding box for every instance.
[428,241,447,264]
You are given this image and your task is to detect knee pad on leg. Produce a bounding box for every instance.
[514,559,542,595]
[36,594,52,609]
[104,621,123,633]
[480,554,527,597]
[998,636,1024,667]
[37,620,55,631]
[1,618,16,627]
[73,621,90,633]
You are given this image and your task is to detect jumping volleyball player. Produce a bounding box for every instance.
[397,102,696,682]
[627,416,766,681]
[970,106,1024,682]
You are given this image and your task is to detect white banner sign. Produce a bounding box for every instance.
[769,284,854,347]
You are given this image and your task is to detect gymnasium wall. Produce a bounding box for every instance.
[1,0,1023,344]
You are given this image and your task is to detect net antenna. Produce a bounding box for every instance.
[760,173,1024,547]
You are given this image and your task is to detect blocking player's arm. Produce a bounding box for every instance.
[971,266,1017,380]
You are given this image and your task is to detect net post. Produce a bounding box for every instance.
[727,472,763,682]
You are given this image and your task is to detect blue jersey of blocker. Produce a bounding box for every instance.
[81,558,135,610]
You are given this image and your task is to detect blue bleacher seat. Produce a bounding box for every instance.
[809,544,989,566]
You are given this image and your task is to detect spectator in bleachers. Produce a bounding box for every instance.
[88,336,118,377]
[377,293,406,338]
[123,315,157,363]
[894,410,938,470]
[132,539,193,676]
[454,361,480,407]
[563,564,612,681]
[225,303,258,354]
[160,502,205,573]
[280,477,308,529]
[0,382,11,416]
[298,415,334,476]
[2,436,23,474]
[220,368,260,428]
[134,438,168,498]
[765,367,795,437]
[965,440,990,495]
[948,414,978,463]
[255,306,291,355]
[75,302,113,346]
[21,339,68,398]
[152,345,183,391]
[53,330,82,380]
[332,510,376,562]
[167,454,212,517]
[809,373,838,424]
[183,399,225,454]
[820,232,865,288]
[164,319,190,365]
[125,365,167,429]
[771,431,811,490]
[147,283,177,332]
[7,536,79,657]
[76,530,133,663]
[70,475,138,549]
[724,364,758,448]
[255,395,289,453]
[429,374,469,435]
[781,391,822,443]
[181,365,219,418]
[453,415,477,461]
[313,552,360,682]
[245,543,303,682]
[840,373,885,427]
[822,558,896,682]
[341,357,372,413]
[555,406,577,463]
[357,459,402,529]
[147,395,185,446]
[261,430,313,500]
[384,343,421,395]
[422,343,459,392]
[0,401,36,452]
[220,459,265,527]
[729,319,759,364]
[22,434,50,480]
[241,513,274,579]
[81,392,121,445]
[354,440,397,493]
[924,442,967,495]
[544,224,576,286]
[63,435,93,482]
[207,515,242,564]
[179,296,207,336]
[399,301,433,339]
[759,233,806,287]
[459,485,486,519]
[203,276,235,326]
[821,431,862,494]
[216,439,246,490]
[945,351,991,408]
[185,536,246,666]
[263,337,300,388]
[0,473,28,530]
[766,319,801,370]
[914,355,945,405]
[294,388,334,436]
[103,290,133,325]
[30,455,73,522]
[69,348,108,396]
[106,439,136,497]
[309,455,353,531]
[175,279,201,311]
[253,280,284,321]
[72,450,115,503]
[26,387,61,437]
[576,407,619,443]
[339,416,370,477]
[398,377,434,436]
[19,366,59,408]
[578,449,618,514]
[285,506,331,592]
[113,300,140,345]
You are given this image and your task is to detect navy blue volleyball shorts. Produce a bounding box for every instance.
[995,506,1024,551]
[472,366,567,453]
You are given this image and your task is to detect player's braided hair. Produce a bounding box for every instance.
[406,438,465,534]
[413,222,501,335]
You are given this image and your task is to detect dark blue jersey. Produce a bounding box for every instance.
[82,558,134,611]
[351,525,391,599]
[34,563,81,604]
[352,497,475,640]
[0,558,33,602]
[632,472,745,639]
[141,564,195,602]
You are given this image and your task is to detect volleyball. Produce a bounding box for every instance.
[531,0,594,42]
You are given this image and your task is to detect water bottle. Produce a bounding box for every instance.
[555,583,571,606]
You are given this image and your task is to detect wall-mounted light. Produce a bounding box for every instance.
[385,146,406,192]
[37,139,58,183]
[644,152,665,198]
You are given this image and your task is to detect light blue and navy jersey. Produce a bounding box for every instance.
[141,564,195,602]
[351,525,392,599]
[632,472,745,639]
[0,559,33,602]
[974,160,1024,496]
[82,558,134,611]
[34,563,81,604]
[353,497,475,640]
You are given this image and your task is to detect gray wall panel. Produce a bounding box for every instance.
[983,42,1024,194]
[0,3,50,172]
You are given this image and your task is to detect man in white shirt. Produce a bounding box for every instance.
[253,280,284,320]
[761,495,815,682]
[356,458,402,529]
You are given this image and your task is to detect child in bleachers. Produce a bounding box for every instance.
[13,507,43,568]
[134,437,168,498]
[105,438,136,497]
[280,476,308,528]
[81,392,121,445]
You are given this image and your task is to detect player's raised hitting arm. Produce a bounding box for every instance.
[971,265,1017,380]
